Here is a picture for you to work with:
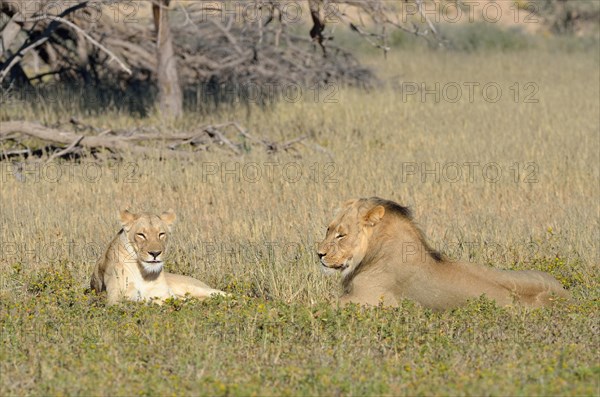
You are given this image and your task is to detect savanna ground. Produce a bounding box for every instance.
[1,34,599,395]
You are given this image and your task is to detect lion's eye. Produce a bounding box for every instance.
[136,233,146,240]
[336,233,346,240]
[159,232,166,239]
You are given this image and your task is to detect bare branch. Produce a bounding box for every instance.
[0,36,49,83]
[0,0,90,83]
[48,16,132,75]
[46,135,84,162]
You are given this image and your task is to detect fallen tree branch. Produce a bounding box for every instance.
[0,121,195,159]
[46,135,84,162]
[0,120,314,160]
[205,126,242,155]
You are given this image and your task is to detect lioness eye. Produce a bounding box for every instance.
[136,233,146,240]
[336,233,346,240]
[159,232,166,239]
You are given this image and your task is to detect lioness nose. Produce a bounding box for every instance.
[149,251,161,259]
[317,252,325,259]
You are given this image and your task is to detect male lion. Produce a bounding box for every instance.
[317,197,570,310]
[91,209,226,304]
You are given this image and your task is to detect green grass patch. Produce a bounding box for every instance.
[1,269,597,395]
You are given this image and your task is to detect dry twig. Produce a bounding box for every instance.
[0,121,311,161]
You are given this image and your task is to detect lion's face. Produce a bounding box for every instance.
[317,200,385,277]
[120,209,176,274]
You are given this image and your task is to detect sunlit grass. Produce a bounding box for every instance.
[1,47,598,395]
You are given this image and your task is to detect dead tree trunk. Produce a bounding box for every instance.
[153,0,182,119]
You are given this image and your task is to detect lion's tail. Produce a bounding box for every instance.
[496,269,570,307]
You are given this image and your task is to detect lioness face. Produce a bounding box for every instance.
[317,200,385,277]
[120,209,176,274]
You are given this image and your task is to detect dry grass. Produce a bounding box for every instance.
[1,47,598,395]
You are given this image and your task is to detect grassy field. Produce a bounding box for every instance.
[1,45,599,395]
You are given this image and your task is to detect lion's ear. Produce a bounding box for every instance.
[119,209,137,231]
[335,199,357,215]
[160,209,177,227]
[363,205,385,226]
[342,199,357,207]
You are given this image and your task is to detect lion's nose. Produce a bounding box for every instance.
[149,251,161,259]
[317,252,325,259]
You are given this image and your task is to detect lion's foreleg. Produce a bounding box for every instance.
[105,276,123,305]
[164,272,226,299]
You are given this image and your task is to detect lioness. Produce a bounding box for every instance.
[317,197,570,310]
[91,209,226,304]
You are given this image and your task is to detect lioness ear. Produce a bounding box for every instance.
[119,209,137,231]
[160,209,176,227]
[363,205,385,227]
